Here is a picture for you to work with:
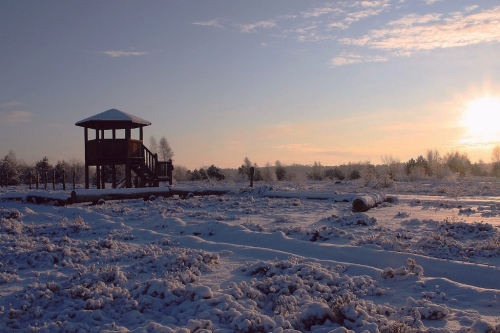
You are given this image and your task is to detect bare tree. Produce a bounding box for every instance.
[381,154,401,180]
[158,136,174,161]
[149,136,159,155]
[260,162,274,182]
[427,149,447,179]
[308,161,324,180]
[492,145,500,163]
[68,158,85,184]
[492,145,500,177]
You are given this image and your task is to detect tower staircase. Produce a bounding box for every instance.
[131,145,173,187]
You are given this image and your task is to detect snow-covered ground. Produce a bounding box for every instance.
[1,179,499,332]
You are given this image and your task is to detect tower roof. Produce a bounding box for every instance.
[75,109,151,130]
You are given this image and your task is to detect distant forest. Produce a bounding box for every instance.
[2,146,500,187]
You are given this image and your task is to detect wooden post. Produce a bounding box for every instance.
[101,129,105,190]
[53,170,56,191]
[29,171,32,190]
[84,127,89,189]
[112,165,117,189]
[140,165,145,188]
[112,130,117,189]
[101,128,105,188]
[62,169,66,191]
[154,153,159,187]
[96,166,100,189]
[73,170,76,190]
[36,172,39,190]
[96,129,101,189]
[101,165,105,189]
[250,167,255,188]
[44,172,48,191]
[167,159,173,186]
[125,125,131,188]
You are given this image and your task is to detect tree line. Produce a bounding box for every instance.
[172,146,500,183]
[2,145,500,186]
[0,151,85,186]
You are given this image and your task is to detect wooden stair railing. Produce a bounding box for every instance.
[142,145,156,177]
[139,145,173,186]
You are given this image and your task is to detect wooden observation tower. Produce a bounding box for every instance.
[76,109,173,189]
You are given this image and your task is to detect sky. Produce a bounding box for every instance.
[1,0,500,169]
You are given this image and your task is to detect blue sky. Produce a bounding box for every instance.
[1,0,499,169]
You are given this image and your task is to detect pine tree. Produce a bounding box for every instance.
[35,156,52,173]
[275,160,286,181]
[1,150,21,185]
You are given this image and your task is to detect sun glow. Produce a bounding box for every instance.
[461,96,500,145]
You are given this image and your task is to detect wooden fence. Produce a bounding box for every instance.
[0,170,77,191]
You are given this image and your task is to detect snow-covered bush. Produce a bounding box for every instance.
[381,258,424,278]
[0,208,21,219]
[322,213,377,227]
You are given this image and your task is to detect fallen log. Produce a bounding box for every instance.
[26,192,71,206]
[264,191,354,202]
[69,187,238,204]
[70,188,173,204]
[352,192,387,212]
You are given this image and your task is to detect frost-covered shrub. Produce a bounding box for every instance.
[235,258,394,331]
[353,217,500,262]
[416,221,500,260]
[381,258,423,278]
[349,169,361,180]
[352,233,408,251]
[323,213,377,227]
[0,208,21,219]
[324,167,345,181]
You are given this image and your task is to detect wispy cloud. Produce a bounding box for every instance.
[301,6,342,18]
[195,1,388,38]
[330,0,391,29]
[0,101,23,108]
[235,21,277,33]
[191,2,500,68]
[97,50,156,58]
[0,111,33,125]
[340,6,500,54]
[464,5,479,13]
[328,52,388,67]
[296,1,391,32]
[273,143,309,151]
[424,0,443,4]
[192,19,224,29]
[386,13,442,26]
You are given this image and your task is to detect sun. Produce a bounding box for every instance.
[461,96,500,144]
